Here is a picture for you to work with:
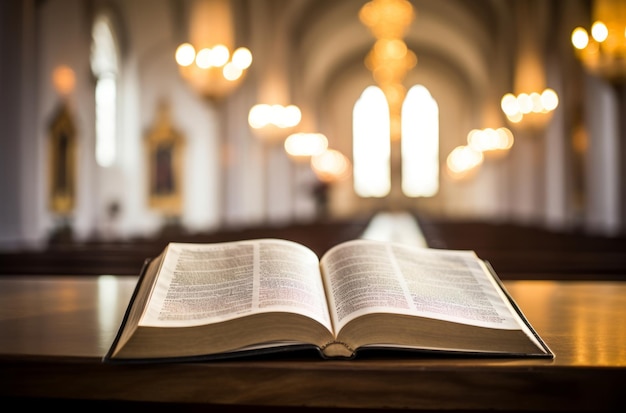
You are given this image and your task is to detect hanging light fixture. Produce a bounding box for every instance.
[500,88,559,130]
[175,43,252,100]
[571,0,626,84]
[466,127,515,158]
[175,0,252,101]
[446,145,484,181]
[359,0,417,140]
[247,103,302,144]
[311,149,352,183]
[284,133,328,162]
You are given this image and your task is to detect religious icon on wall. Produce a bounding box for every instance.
[145,101,184,216]
[48,104,76,215]
[154,142,175,195]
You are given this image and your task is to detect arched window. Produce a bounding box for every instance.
[401,85,439,197]
[352,84,439,199]
[90,14,120,167]
[353,86,391,197]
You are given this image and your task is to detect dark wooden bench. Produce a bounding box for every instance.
[2,213,625,280]
[0,217,371,276]
[417,216,626,280]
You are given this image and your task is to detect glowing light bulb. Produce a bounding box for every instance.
[175,43,196,67]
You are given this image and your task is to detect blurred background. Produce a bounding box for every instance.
[1,0,625,252]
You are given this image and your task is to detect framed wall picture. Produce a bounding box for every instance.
[48,104,76,215]
[145,102,184,216]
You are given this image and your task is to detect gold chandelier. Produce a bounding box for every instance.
[247,103,302,144]
[175,0,252,101]
[571,0,626,84]
[359,0,417,140]
[175,43,252,101]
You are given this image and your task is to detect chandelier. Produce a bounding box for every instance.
[571,0,626,84]
[359,0,417,140]
[175,0,252,101]
[247,103,301,144]
[500,88,559,131]
[284,133,328,162]
[175,43,252,101]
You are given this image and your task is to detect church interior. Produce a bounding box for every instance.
[1,1,626,410]
[1,0,626,278]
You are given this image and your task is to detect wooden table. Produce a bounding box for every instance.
[0,275,624,411]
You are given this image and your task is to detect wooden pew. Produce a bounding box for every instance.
[1,213,625,280]
[417,216,626,280]
[0,217,372,276]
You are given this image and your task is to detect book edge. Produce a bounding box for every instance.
[103,342,324,364]
[102,257,154,363]
[482,260,555,359]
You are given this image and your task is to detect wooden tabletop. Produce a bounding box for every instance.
[1,275,624,411]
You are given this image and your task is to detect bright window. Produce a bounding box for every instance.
[401,85,439,197]
[353,86,391,197]
[91,15,119,168]
[352,84,439,198]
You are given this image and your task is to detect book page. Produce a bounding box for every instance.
[321,239,525,332]
[138,239,332,331]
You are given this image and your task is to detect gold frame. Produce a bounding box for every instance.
[145,102,184,215]
[48,104,76,215]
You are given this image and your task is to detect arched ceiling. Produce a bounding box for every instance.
[273,0,517,110]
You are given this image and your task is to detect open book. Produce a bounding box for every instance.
[104,238,553,362]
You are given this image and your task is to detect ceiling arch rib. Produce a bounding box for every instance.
[290,1,369,106]
[286,0,501,117]
[405,15,489,100]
